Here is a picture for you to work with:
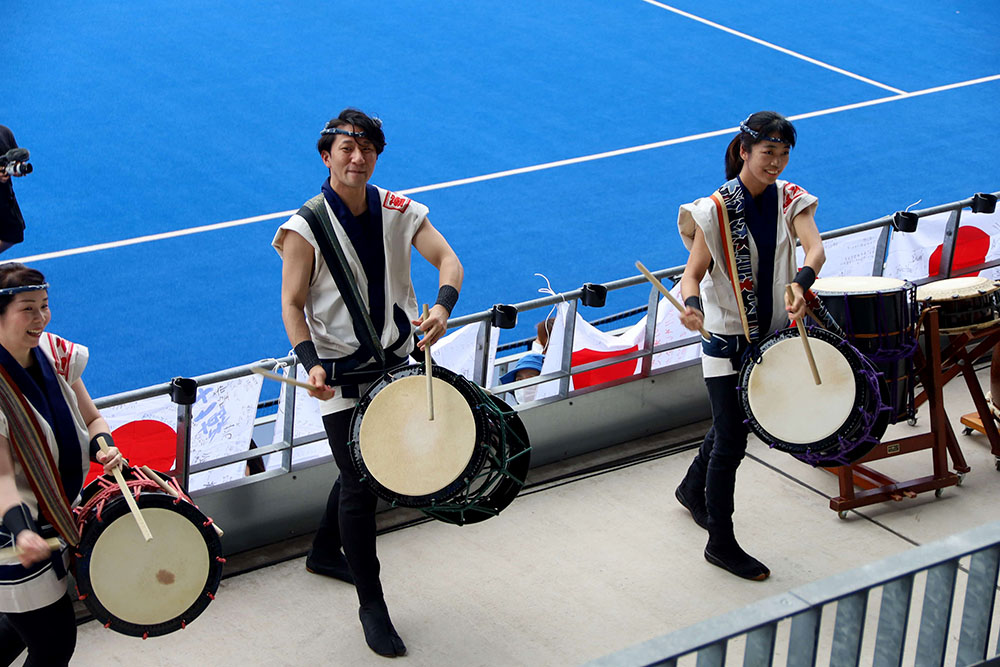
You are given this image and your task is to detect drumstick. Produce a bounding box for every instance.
[0,537,62,563]
[140,466,224,537]
[251,366,315,391]
[423,304,434,421]
[786,285,822,385]
[635,260,711,339]
[94,434,153,542]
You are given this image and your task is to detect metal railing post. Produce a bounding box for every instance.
[472,320,492,388]
[558,300,578,398]
[640,284,660,376]
[169,377,198,492]
[939,209,962,278]
[282,362,296,471]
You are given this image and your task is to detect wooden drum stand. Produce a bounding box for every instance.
[828,308,969,518]
[953,328,1000,470]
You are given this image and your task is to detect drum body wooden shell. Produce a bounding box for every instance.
[812,276,917,424]
[739,327,889,467]
[74,474,223,638]
[916,276,1000,334]
[350,365,530,526]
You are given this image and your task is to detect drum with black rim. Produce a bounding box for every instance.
[916,276,1000,334]
[739,327,889,467]
[349,364,530,526]
[811,276,918,424]
[74,469,224,638]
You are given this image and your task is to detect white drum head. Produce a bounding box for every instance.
[812,276,906,294]
[359,375,476,497]
[90,508,209,626]
[916,276,998,301]
[747,336,856,444]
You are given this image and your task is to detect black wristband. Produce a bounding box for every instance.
[793,266,816,291]
[3,504,37,537]
[434,285,459,316]
[294,340,321,372]
[89,432,114,462]
[684,295,703,313]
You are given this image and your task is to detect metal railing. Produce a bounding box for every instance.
[587,520,1000,667]
[92,190,1000,495]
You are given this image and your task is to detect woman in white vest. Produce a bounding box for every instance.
[674,112,825,580]
[0,263,123,665]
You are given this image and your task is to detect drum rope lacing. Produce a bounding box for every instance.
[418,402,530,525]
[742,325,890,468]
[798,340,888,468]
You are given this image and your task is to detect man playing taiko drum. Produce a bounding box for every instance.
[273,108,462,657]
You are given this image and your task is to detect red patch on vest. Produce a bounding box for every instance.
[383,192,410,213]
[45,334,74,380]
[782,184,806,214]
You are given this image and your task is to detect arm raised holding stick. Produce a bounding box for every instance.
[635,260,711,340]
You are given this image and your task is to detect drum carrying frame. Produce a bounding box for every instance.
[826,308,966,517]
[926,321,1000,468]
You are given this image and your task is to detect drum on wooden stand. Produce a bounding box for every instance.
[739,327,890,467]
[350,364,531,526]
[916,276,1000,334]
[73,468,224,638]
[811,276,918,424]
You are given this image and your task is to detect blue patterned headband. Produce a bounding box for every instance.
[739,117,791,145]
[0,283,48,297]
[320,126,367,139]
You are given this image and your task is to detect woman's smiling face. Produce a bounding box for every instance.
[740,139,790,192]
[0,291,50,352]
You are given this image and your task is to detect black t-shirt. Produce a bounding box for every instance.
[0,125,26,240]
[738,178,779,333]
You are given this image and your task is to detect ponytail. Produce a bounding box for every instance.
[724,135,744,180]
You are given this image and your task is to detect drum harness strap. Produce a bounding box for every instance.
[297,195,411,396]
[0,366,80,546]
[711,180,757,343]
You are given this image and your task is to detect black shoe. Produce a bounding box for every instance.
[704,536,770,581]
[675,484,709,530]
[359,600,407,657]
[305,550,355,584]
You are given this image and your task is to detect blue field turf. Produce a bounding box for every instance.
[3,1,998,398]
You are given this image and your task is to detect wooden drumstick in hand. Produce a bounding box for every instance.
[635,260,711,339]
[786,285,822,385]
[251,367,317,391]
[0,537,62,563]
[94,434,153,541]
[423,304,434,421]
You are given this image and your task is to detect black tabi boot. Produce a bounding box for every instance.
[675,461,709,530]
[305,549,355,584]
[704,527,770,581]
[359,598,407,657]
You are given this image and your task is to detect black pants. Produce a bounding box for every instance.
[684,374,750,533]
[0,593,76,666]
[312,410,383,606]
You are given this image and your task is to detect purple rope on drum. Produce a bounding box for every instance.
[743,326,892,468]
[793,336,890,468]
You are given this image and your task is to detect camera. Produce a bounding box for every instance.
[0,148,32,177]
